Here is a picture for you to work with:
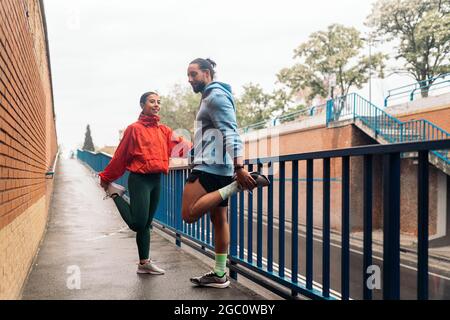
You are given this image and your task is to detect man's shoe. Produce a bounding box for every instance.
[106,182,126,198]
[137,260,165,275]
[190,271,230,288]
[249,172,270,187]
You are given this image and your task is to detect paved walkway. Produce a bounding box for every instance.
[21,157,263,300]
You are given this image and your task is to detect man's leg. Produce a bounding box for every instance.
[182,179,240,223]
[210,206,229,277]
[182,172,268,223]
[181,178,208,223]
[189,205,231,288]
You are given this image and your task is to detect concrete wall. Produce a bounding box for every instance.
[0,0,57,299]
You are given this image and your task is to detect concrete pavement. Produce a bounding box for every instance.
[21,157,264,300]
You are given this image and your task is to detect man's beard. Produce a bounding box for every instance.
[191,81,206,93]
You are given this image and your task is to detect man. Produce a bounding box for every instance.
[181,58,269,288]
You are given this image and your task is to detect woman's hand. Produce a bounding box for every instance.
[235,168,257,191]
[100,179,109,191]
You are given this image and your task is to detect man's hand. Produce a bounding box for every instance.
[235,168,257,191]
[100,179,109,191]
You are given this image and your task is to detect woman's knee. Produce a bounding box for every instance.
[129,221,147,233]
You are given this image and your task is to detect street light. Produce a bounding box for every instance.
[361,36,381,105]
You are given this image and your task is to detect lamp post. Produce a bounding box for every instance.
[362,36,381,106]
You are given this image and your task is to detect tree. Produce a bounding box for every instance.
[367,0,450,97]
[82,124,95,151]
[159,84,200,134]
[277,24,386,107]
[236,83,272,128]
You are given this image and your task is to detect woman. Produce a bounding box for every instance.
[99,91,191,275]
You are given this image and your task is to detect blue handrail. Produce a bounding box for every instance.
[240,103,326,133]
[384,73,450,106]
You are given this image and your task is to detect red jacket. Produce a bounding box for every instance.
[99,113,192,183]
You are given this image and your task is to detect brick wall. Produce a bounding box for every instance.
[0,0,57,299]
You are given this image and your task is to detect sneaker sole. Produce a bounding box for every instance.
[137,269,165,275]
[191,280,231,289]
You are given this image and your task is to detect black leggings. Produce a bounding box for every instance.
[113,172,161,260]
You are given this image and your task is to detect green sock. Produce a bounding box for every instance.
[214,253,227,277]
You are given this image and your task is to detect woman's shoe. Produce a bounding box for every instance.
[137,260,165,275]
[106,182,126,198]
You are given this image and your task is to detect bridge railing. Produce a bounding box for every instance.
[78,139,450,300]
[240,103,327,134]
[326,93,450,164]
[384,73,450,107]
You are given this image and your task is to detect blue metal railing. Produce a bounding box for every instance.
[384,73,450,107]
[77,150,130,194]
[326,93,450,165]
[240,103,326,133]
[78,139,450,300]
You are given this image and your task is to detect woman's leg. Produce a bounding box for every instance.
[113,173,152,261]
[138,176,161,259]
[113,194,134,229]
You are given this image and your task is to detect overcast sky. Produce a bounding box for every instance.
[43,0,409,153]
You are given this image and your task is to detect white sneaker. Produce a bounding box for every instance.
[137,260,165,275]
[106,182,126,198]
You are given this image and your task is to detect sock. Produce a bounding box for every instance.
[214,253,227,277]
[218,181,240,200]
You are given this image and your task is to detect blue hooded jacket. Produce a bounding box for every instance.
[190,81,244,176]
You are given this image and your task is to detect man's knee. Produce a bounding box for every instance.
[182,207,194,224]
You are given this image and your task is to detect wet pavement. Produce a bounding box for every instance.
[21,157,263,300]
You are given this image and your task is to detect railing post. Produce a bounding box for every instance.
[322,158,331,298]
[230,193,238,280]
[291,160,299,297]
[175,171,182,247]
[306,159,314,290]
[326,99,333,125]
[383,153,401,300]
[417,151,429,300]
[363,155,373,300]
[341,156,350,300]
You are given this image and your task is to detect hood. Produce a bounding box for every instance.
[203,81,233,99]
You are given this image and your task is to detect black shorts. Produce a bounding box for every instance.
[186,170,233,207]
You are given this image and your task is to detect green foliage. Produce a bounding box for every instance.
[277,24,387,103]
[236,84,297,128]
[367,0,450,96]
[159,84,200,134]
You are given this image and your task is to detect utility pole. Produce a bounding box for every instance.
[362,36,380,106]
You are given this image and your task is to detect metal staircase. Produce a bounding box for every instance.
[326,93,450,175]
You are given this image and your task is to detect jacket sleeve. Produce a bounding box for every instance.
[99,126,135,183]
[164,126,193,158]
[207,91,244,159]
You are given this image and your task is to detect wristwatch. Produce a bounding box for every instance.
[234,164,244,172]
